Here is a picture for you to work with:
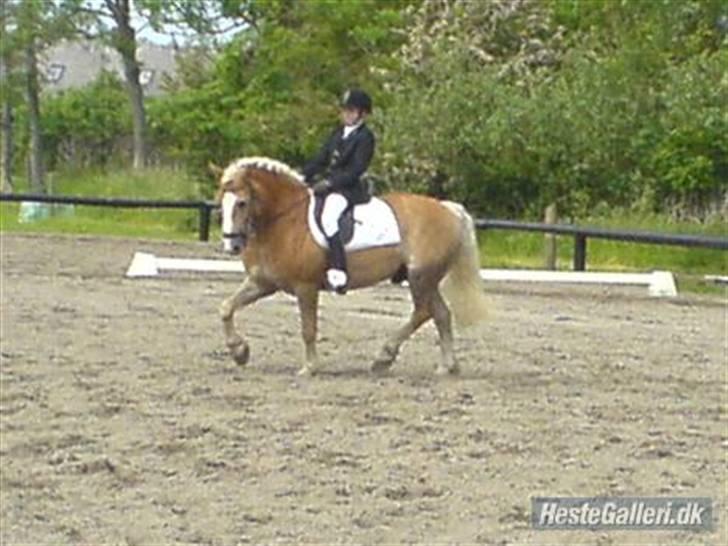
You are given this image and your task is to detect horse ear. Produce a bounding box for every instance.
[208,162,224,178]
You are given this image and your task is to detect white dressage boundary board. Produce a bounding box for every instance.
[126,252,245,276]
[478,269,677,297]
[125,251,678,297]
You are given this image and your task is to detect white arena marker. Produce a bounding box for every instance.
[126,252,677,297]
[126,251,244,277]
[704,275,728,285]
[126,252,158,277]
[479,269,677,298]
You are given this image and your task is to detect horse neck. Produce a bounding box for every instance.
[250,171,307,225]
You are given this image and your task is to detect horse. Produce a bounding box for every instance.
[212,156,488,376]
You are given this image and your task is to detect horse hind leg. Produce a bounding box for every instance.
[430,289,459,376]
[372,303,430,373]
[390,264,408,284]
[372,269,435,373]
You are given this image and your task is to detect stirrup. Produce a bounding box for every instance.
[326,268,348,294]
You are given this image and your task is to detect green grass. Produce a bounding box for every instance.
[1,167,208,241]
[0,203,200,240]
[480,227,726,274]
[2,168,726,294]
[480,211,726,295]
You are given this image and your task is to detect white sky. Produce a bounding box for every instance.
[86,0,240,46]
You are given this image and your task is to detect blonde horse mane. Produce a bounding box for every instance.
[223,156,306,186]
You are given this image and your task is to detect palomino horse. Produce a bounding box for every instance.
[213,157,488,376]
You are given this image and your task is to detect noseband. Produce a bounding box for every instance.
[222,230,247,244]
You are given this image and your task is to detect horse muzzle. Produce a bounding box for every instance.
[222,232,246,254]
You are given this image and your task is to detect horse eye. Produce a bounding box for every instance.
[237,201,247,209]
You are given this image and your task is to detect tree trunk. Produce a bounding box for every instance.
[25,38,45,194]
[1,50,13,193]
[122,56,148,170]
[1,100,12,193]
[0,0,10,192]
[111,0,147,169]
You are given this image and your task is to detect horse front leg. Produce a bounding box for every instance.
[294,284,320,376]
[220,277,275,366]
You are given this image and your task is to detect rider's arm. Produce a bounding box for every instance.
[302,129,337,184]
[329,129,375,190]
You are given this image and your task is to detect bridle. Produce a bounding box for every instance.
[221,190,310,246]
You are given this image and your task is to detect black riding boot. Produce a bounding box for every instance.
[326,232,348,294]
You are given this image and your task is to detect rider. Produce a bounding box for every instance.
[302,89,375,294]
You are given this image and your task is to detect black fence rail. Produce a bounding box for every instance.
[0,192,216,242]
[2,193,726,268]
[476,219,728,270]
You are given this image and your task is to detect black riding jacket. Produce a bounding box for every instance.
[302,123,375,205]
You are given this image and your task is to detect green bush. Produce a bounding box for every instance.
[40,71,131,169]
[379,0,727,220]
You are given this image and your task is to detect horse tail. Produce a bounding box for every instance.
[439,201,489,328]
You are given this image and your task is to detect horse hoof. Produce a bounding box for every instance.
[230,343,250,366]
[435,363,459,377]
[371,359,393,374]
[372,346,397,374]
[297,366,316,377]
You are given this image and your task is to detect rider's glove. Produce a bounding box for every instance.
[312,179,331,195]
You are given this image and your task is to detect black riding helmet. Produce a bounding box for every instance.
[340,89,372,113]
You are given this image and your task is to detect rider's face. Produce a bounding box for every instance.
[341,107,364,126]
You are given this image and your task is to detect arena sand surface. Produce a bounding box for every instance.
[0,233,725,545]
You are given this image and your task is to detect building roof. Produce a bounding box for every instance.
[40,40,179,97]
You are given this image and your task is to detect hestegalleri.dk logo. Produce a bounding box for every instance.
[531,497,712,531]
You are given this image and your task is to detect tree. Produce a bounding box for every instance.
[377,0,726,218]
[62,0,247,170]
[211,0,411,163]
[11,1,70,193]
[2,0,74,194]
[21,4,46,194]
[378,0,565,213]
[146,0,411,186]
[62,0,150,169]
[0,0,15,192]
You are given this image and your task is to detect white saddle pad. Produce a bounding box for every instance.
[307,191,401,251]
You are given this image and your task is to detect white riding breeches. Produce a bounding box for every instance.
[321,193,349,237]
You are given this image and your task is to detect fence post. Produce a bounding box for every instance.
[573,234,587,271]
[544,204,557,270]
[198,204,211,242]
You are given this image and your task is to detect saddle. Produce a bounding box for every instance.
[306,191,401,252]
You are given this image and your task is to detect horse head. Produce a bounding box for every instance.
[213,157,306,254]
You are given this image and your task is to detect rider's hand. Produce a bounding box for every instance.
[313,179,331,195]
